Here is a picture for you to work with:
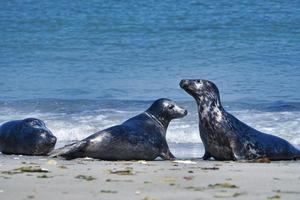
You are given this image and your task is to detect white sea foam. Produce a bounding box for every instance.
[231,110,300,145]
[0,107,300,146]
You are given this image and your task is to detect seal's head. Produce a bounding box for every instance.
[180,79,221,106]
[21,118,57,154]
[147,98,187,124]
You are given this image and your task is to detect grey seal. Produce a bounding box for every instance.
[50,98,187,160]
[180,79,300,161]
[0,118,57,155]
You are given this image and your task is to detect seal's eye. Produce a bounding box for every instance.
[196,80,201,83]
[168,104,174,109]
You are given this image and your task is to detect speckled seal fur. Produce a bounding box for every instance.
[180,79,300,161]
[50,98,187,160]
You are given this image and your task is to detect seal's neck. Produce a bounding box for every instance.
[197,100,224,124]
[144,111,169,132]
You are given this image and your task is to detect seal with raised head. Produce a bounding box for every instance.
[50,98,187,160]
[180,79,300,161]
[0,118,57,155]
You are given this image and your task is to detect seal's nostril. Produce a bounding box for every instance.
[184,110,188,115]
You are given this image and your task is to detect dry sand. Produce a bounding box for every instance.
[0,154,299,200]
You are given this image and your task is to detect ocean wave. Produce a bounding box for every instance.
[0,99,300,146]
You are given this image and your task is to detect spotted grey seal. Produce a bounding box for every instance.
[180,79,300,161]
[50,98,187,160]
[0,118,57,155]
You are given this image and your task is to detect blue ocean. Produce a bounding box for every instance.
[1,1,299,158]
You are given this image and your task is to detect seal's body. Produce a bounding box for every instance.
[0,118,57,155]
[180,79,300,161]
[50,99,187,160]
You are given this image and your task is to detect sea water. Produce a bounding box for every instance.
[0,1,299,158]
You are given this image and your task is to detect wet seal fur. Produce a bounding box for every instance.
[0,118,57,155]
[180,79,300,161]
[50,98,187,160]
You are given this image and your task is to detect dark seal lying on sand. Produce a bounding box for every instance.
[180,79,300,161]
[0,118,57,155]
[50,98,187,160]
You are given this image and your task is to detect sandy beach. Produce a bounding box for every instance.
[1,1,300,200]
[0,154,299,200]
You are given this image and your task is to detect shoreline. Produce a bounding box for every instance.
[0,154,299,200]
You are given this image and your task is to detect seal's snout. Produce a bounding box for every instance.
[183,109,188,116]
[49,136,57,144]
[180,79,189,89]
[176,105,188,118]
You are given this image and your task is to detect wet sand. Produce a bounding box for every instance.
[0,155,299,200]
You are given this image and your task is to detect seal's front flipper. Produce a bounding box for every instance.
[160,150,176,160]
[48,140,88,159]
[202,151,211,160]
